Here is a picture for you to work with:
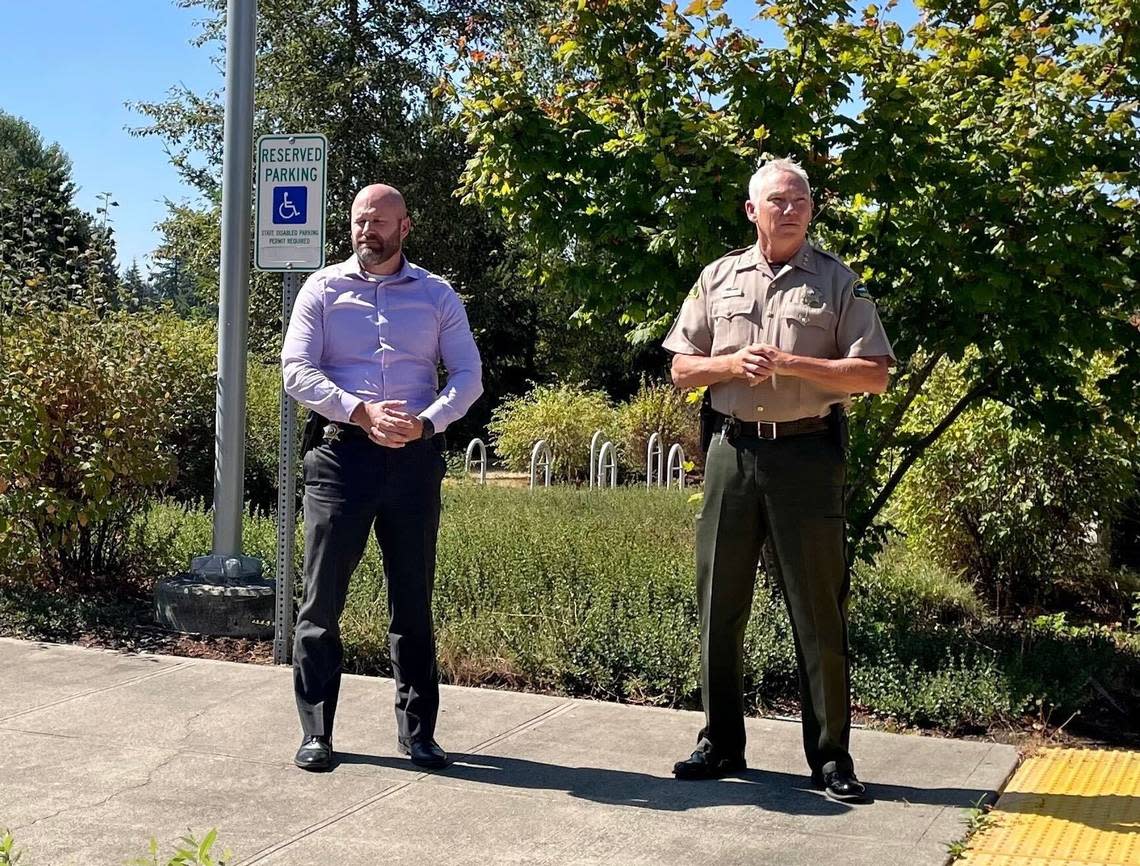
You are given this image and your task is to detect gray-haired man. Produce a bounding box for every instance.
[663,159,894,801]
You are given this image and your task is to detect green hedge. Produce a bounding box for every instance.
[136,486,1139,733]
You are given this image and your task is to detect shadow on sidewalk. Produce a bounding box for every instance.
[335,752,994,815]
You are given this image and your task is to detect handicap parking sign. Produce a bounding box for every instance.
[272,186,307,225]
[256,133,327,271]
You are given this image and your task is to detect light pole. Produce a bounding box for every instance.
[155,0,271,638]
[211,0,258,562]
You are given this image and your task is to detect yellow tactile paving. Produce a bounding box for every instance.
[961,748,1140,866]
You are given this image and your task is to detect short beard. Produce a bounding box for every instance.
[353,228,401,267]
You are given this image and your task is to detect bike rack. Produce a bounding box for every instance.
[589,430,605,488]
[530,439,553,488]
[666,443,686,490]
[465,438,487,484]
[597,441,618,488]
[646,432,664,488]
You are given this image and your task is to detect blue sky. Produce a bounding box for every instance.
[2,1,219,271]
[2,1,909,272]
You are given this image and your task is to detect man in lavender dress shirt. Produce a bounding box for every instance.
[281,184,482,772]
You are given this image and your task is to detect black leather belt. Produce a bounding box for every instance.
[715,411,831,441]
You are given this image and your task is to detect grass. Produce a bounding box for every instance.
[946,795,999,861]
[4,484,1138,738]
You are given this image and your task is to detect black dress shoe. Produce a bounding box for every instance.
[819,769,868,803]
[672,748,747,780]
[398,736,448,769]
[294,735,333,772]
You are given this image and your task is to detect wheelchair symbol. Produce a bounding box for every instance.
[278,193,300,220]
[272,186,307,225]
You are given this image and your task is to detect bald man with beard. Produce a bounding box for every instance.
[281,184,483,772]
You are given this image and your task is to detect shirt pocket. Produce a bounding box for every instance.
[781,304,837,356]
[711,297,759,353]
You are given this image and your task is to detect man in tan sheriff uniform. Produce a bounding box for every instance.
[664,158,894,803]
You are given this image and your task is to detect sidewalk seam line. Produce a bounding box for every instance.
[236,701,576,863]
[0,660,192,723]
[238,781,415,865]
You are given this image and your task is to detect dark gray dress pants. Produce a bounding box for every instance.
[293,432,446,743]
[696,431,854,775]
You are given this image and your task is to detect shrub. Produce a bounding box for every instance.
[613,380,702,477]
[851,540,983,627]
[0,828,20,865]
[243,357,292,513]
[487,382,616,480]
[890,354,1138,619]
[129,830,231,866]
[0,308,175,585]
[147,314,217,507]
[148,315,297,513]
[0,829,229,866]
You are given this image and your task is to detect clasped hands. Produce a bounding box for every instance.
[350,400,423,447]
[731,344,795,386]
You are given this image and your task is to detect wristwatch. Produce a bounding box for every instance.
[419,417,435,440]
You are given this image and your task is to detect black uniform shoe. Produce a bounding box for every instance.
[398,736,448,769]
[672,748,747,780]
[815,768,868,803]
[294,735,333,772]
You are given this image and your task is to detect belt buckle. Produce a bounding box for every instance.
[757,420,777,440]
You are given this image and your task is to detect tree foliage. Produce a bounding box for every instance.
[129,0,660,443]
[451,0,1140,547]
[0,110,118,318]
[131,0,524,356]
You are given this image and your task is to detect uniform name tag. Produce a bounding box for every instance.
[720,286,745,299]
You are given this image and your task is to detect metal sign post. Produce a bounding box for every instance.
[273,271,302,664]
[255,132,327,665]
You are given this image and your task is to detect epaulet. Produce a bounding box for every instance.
[704,246,753,271]
[816,246,876,302]
[812,245,855,274]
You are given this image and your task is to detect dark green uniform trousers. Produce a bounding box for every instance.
[696,429,853,775]
[293,432,447,743]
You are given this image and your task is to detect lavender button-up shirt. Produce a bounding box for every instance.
[281,255,482,433]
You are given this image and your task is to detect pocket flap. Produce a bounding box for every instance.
[784,305,836,328]
[713,298,757,319]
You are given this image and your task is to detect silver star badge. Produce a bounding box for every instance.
[322,423,342,444]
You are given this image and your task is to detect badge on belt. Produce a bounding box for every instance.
[323,423,342,443]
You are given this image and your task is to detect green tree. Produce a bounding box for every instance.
[131,0,524,354]
[0,111,118,319]
[149,250,204,315]
[451,0,1140,549]
[130,0,645,445]
[119,259,155,310]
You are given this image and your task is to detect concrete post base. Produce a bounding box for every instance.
[154,554,274,638]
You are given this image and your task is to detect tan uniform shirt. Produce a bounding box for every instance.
[662,242,896,422]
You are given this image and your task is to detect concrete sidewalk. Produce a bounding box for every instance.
[0,638,1017,865]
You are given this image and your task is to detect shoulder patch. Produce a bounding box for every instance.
[852,281,875,302]
[688,280,701,300]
